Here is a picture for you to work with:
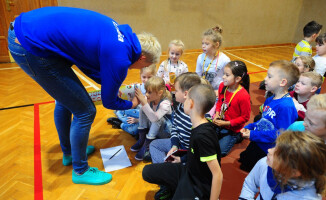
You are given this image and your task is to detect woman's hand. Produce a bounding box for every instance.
[131,96,139,108]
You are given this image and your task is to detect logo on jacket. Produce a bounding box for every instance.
[113,21,124,42]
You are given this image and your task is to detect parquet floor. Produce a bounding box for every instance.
[0,44,314,200]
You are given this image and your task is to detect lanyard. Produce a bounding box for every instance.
[202,51,220,78]
[219,85,242,119]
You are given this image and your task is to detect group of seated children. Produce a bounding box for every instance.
[107,22,326,199]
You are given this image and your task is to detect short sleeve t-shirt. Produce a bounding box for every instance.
[186,122,221,196]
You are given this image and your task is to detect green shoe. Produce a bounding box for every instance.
[72,167,112,185]
[62,145,96,166]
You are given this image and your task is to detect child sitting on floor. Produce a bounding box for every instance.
[313,33,326,77]
[149,72,202,164]
[293,55,315,73]
[143,84,222,200]
[292,20,322,62]
[288,93,326,142]
[212,61,251,157]
[290,72,323,121]
[131,76,172,161]
[156,39,188,90]
[107,65,156,136]
[196,25,230,91]
[239,60,299,172]
[239,130,326,200]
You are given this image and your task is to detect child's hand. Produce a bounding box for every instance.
[167,146,178,157]
[135,88,147,105]
[215,90,219,98]
[214,120,230,127]
[213,112,220,121]
[127,117,138,124]
[170,155,181,163]
[240,128,250,139]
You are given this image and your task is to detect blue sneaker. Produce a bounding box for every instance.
[63,145,95,166]
[72,167,112,185]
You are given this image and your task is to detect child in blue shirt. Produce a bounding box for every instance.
[239,60,300,172]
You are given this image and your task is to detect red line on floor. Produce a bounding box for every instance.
[33,100,54,200]
[248,70,267,75]
[34,103,43,200]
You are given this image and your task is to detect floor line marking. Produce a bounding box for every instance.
[0,67,20,70]
[223,51,268,70]
[34,103,43,200]
[72,69,100,90]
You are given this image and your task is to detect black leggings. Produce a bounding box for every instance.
[239,141,266,172]
[142,163,200,199]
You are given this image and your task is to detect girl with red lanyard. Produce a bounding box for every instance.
[196,25,230,91]
[213,61,251,157]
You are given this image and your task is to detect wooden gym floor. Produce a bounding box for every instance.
[0,44,323,200]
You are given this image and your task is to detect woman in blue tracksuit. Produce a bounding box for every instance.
[8,6,161,185]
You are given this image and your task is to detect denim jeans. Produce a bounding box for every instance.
[217,128,240,157]
[149,138,172,163]
[8,25,96,174]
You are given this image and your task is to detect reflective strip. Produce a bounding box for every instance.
[191,148,194,153]
[200,154,217,162]
[293,40,312,57]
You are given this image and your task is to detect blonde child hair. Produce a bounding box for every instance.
[273,130,326,196]
[163,40,185,72]
[203,25,224,48]
[307,93,326,111]
[294,56,316,72]
[301,72,323,88]
[137,32,162,64]
[145,76,172,101]
[141,64,157,75]
[270,60,300,87]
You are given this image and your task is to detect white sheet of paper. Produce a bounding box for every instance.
[100,145,132,172]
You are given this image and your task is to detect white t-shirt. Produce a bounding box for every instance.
[196,52,230,90]
[313,55,326,76]
[156,60,188,84]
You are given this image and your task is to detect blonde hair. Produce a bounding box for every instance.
[137,32,162,64]
[141,64,157,75]
[145,76,172,101]
[307,93,326,111]
[270,60,300,87]
[202,25,223,49]
[163,40,185,72]
[300,72,323,88]
[188,84,216,115]
[273,130,326,195]
[295,56,316,71]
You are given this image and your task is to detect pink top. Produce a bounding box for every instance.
[141,99,172,122]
